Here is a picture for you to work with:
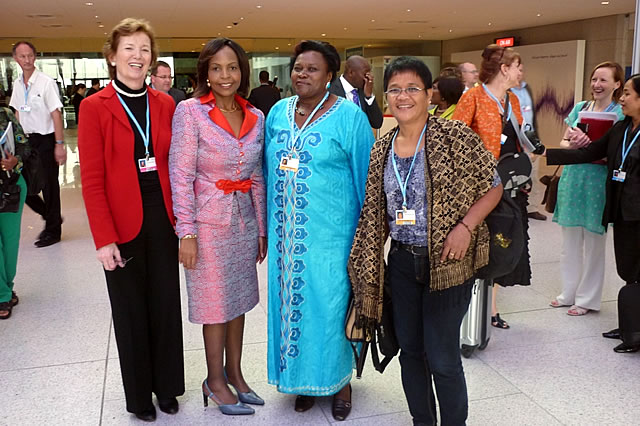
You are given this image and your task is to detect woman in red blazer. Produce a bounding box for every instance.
[78,18,184,422]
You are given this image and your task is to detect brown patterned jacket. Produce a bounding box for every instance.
[347,115,497,328]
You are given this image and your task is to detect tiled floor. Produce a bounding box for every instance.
[2,129,640,425]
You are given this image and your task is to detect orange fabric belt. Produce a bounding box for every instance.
[215,179,252,194]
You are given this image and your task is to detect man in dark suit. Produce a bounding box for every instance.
[86,78,101,97]
[328,55,383,129]
[248,70,280,117]
[150,61,186,105]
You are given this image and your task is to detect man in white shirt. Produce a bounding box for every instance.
[328,55,383,129]
[10,41,66,247]
[458,62,479,92]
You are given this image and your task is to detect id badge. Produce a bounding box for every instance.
[395,209,416,225]
[138,157,157,173]
[500,134,508,145]
[279,155,299,172]
[612,169,626,182]
[19,105,31,112]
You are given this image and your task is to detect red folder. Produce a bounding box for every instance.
[578,111,618,164]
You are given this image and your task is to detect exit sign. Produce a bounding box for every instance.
[495,37,515,47]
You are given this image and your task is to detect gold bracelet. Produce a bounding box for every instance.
[458,220,473,235]
[181,234,197,240]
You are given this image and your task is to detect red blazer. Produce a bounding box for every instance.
[78,83,176,249]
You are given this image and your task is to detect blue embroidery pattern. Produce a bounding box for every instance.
[274,96,342,371]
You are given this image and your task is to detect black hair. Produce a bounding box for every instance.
[436,76,464,105]
[193,38,250,98]
[628,74,640,96]
[290,40,340,82]
[383,56,433,91]
[259,70,269,82]
[76,83,86,89]
[91,78,100,86]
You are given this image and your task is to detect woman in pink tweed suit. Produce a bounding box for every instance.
[169,38,267,414]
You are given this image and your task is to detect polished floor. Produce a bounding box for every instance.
[2,129,639,426]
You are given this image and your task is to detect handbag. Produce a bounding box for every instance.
[540,166,561,213]
[345,269,399,377]
[0,172,21,213]
[476,189,525,280]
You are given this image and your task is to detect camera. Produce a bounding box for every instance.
[520,123,545,155]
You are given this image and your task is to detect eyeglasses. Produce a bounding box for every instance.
[385,87,425,97]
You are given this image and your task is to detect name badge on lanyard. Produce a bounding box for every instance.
[279,154,299,172]
[616,125,640,182]
[20,81,32,112]
[138,157,157,173]
[391,122,427,226]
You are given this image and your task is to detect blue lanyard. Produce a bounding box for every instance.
[589,101,617,113]
[621,124,640,170]
[482,84,512,122]
[22,79,31,103]
[288,91,330,154]
[391,122,427,209]
[116,93,150,157]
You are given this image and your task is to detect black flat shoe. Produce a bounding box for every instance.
[613,342,640,353]
[134,406,156,422]
[34,234,61,248]
[158,397,179,414]
[332,384,352,421]
[294,395,315,412]
[10,291,18,307]
[0,302,12,320]
[603,328,621,339]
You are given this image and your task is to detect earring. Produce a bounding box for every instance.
[111,62,116,66]
[207,79,211,87]
[326,81,331,89]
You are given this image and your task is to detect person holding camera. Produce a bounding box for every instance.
[453,44,531,330]
[549,61,624,316]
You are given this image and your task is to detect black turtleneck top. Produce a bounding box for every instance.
[113,78,163,206]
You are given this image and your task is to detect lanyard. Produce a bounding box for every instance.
[288,91,330,154]
[116,93,151,158]
[391,122,427,209]
[621,124,640,170]
[22,79,31,103]
[482,84,512,122]
[590,101,617,113]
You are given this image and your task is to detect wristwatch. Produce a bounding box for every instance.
[55,140,65,145]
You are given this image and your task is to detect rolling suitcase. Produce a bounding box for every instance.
[460,279,492,358]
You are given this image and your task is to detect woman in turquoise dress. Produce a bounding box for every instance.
[550,61,625,315]
[264,40,375,421]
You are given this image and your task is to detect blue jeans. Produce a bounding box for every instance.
[388,245,472,426]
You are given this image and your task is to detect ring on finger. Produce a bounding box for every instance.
[449,253,455,258]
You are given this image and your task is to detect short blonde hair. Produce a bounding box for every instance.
[103,18,158,80]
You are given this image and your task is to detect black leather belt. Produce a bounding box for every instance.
[391,240,428,257]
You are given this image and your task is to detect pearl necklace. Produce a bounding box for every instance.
[112,81,147,97]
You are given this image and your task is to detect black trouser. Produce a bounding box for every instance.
[25,132,62,238]
[388,244,472,426]
[612,220,640,344]
[104,203,184,413]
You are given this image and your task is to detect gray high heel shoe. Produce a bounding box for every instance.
[202,380,255,415]
[224,369,265,405]
[229,383,265,406]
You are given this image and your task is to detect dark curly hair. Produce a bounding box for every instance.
[290,40,341,83]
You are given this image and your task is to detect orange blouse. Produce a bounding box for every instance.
[452,85,523,159]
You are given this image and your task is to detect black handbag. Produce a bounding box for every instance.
[540,166,561,213]
[0,172,21,213]
[476,189,525,280]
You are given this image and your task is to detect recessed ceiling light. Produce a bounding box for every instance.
[536,13,541,17]
[418,35,422,38]
[406,9,411,12]
[256,5,262,8]
[601,0,609,3]
[226,25,232,28]
[370,19,375,22]
[218,32,221,35]
[85,2,93,5]
[275,47,279,50]
[488,22,492,26]
[449,29,453,33]
[321,33,326,37]
[94,15,99,18]
[201,43,205,45]
[191,50,195,52]
[287,43,291,46]
[367,44,372,47]
[98,24,104,28]
[103,32,107,35]
[343,27,347,30]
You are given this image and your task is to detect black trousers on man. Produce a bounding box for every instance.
[104,201,184,413]
[25,133,62,238]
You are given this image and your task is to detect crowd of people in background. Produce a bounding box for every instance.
[2,15,640,426]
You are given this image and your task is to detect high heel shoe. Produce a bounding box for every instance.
[202,379,255,415]
[223,369,265,405]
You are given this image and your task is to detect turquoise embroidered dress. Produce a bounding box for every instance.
[264,96,374,395]
[553,101,624,234]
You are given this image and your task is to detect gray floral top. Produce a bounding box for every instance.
[384,147,428,246]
